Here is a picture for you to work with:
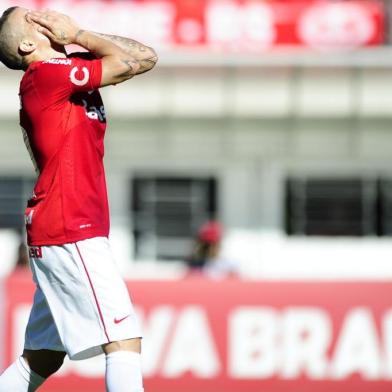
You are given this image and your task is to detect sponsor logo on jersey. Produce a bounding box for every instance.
[43,58,72,65]
[25,210,34,225]
[29,246,42,259]
[80,223,92,229]
[82,99,106,122]
[70,66,90,86]
[114,314,131,324]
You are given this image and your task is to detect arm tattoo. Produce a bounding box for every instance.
[92,32,157,74]
[118,58,139,77]
[93,32,152,60]
[137,57,158,75]
[75,29,86,41]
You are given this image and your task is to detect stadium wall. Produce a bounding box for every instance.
[1,61,392,269]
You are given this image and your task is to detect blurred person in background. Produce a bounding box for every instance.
[188,221,239,279]
[0,6,157,392]
[14,240,29,271]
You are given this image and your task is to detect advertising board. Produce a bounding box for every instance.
[3,272,392,391]
[1,0,384,51]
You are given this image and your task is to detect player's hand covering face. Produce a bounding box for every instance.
[26,10,79,46]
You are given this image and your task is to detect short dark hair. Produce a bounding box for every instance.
[0,7,25,70]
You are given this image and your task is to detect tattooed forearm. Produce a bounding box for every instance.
[137,58,159,75]
[93,33,148,56]
[91,32,158,74]
[118,58,140,77]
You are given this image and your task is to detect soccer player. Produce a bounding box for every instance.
[0,6,157,392]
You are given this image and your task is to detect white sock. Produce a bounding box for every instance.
[0,356,45,391]
[105,351,144,392]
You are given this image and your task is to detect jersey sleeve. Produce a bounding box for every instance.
[33,56,102,104]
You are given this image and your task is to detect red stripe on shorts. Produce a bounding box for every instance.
[75,243,110,343]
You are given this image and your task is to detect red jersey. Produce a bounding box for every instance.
[20,53,109,246]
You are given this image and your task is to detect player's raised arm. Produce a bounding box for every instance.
[27,10,157,86]
[89,33,158,75]
[74,30,142,86]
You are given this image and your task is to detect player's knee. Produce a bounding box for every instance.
[23,349,66,378]
[103,337,142,355]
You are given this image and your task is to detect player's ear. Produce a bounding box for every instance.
[19,39,36,54]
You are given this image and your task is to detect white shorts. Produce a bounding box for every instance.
[24,237,142,361]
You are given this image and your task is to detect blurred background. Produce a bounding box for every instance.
[1,0,392,391]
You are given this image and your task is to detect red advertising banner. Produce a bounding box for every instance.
[2,0,385,51]
[3,271,392,392]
